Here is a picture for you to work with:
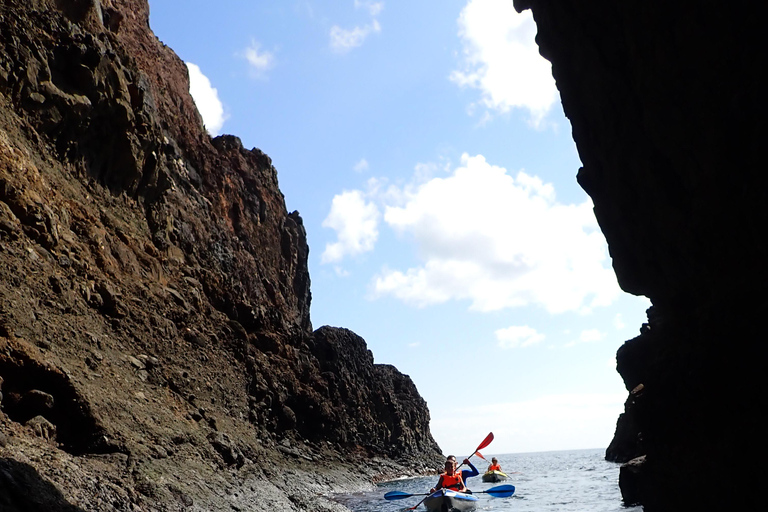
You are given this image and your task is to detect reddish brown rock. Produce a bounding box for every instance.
[0,0,442,510]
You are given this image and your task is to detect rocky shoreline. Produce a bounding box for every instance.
[2,410,430,511]
[1,1,442,510]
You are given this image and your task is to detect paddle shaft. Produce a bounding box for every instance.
[405,433,494,510]
[457,432,494,470]
[407,494,429,510]
[387,485,515,503]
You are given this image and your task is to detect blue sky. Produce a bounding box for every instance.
[149,0,651,455]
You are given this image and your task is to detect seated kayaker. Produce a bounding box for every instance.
[487,457,502,472]
[455,456,479,483]
[429,456,477,493]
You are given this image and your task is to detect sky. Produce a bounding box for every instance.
[148,0,651,456]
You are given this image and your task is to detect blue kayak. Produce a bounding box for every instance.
[422,489,479,512]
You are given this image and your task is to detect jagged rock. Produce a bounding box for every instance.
[518,0,768,509]
[309,327,441,458]
[0,202,21,240]
[0,0,442,510]
[605,383,643,463]
[26,415,56,441]
[618,456,645,507]
[207,431,244,467]
[17,389,54,419]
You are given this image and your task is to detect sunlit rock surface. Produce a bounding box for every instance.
[0,1,442,510]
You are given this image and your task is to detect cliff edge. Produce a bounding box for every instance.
[0,1,442,510]
[516,0,768,510]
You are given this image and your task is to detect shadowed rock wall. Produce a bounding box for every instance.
[0,0,442,509]
[515,0,768,509]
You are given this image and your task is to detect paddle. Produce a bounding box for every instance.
[404,433,495,511]
[384,484,516,501]
[456,432,494,470]
[384,490,423,500]
[480,484,516,497]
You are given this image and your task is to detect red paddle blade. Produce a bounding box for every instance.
[474,432,494,452]
[475,450,487,461]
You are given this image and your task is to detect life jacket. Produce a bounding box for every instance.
[489,464,501,471]
[439,472,464,490]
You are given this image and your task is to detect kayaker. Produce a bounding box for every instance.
[454,456,479,483]
[487,457,502,472]
[429,456,478,493]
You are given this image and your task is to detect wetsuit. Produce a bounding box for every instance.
[461,461,479,482]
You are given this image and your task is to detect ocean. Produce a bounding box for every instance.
[335,448,642,511]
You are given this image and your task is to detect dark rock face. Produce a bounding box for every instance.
[0,458,87,512]
[515,0,767,510]
[0,0,441,509]
[311,327,438,460]
[618,455,645,507]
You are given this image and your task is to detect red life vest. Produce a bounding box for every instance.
[439,472,464,490]
[489,464,501,471]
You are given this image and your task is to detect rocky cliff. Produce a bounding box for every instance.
[515,0,767,510]
[0,1,442,510]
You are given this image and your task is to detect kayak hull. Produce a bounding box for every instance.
[481,470,508,482]
[423,489,478,512]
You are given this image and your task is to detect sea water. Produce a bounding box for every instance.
[335,448,642,511]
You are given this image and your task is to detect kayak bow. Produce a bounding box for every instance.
[481,470,508,482]
[422,489,479,512]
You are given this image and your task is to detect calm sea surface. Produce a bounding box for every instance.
[335,448,641,512]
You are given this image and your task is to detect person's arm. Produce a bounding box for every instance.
[461,459,479,479]
[429,475,444,493]
[459,474,468,492]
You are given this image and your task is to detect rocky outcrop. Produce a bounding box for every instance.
[0,0,442,510]
[515,0,767,510]
[311,327,437,459]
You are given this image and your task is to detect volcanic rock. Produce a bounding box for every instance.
[516,0,768,509]
[0,0,442,510]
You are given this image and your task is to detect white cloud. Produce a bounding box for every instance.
[451,0,558,126]
[614,313,626,330]
[372,153,620,314]
[333,266,351,277]
[565,328,606,347]
[330,20,381,52]
[244,41,275,76]
[495,325,544,349]
[355,0,384,16]
[330,1,383,53]
[580,329,605,343]
[431,393,627,453]
[354,158,369,172]
[186,62,227,135]
[321,190,380,263]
